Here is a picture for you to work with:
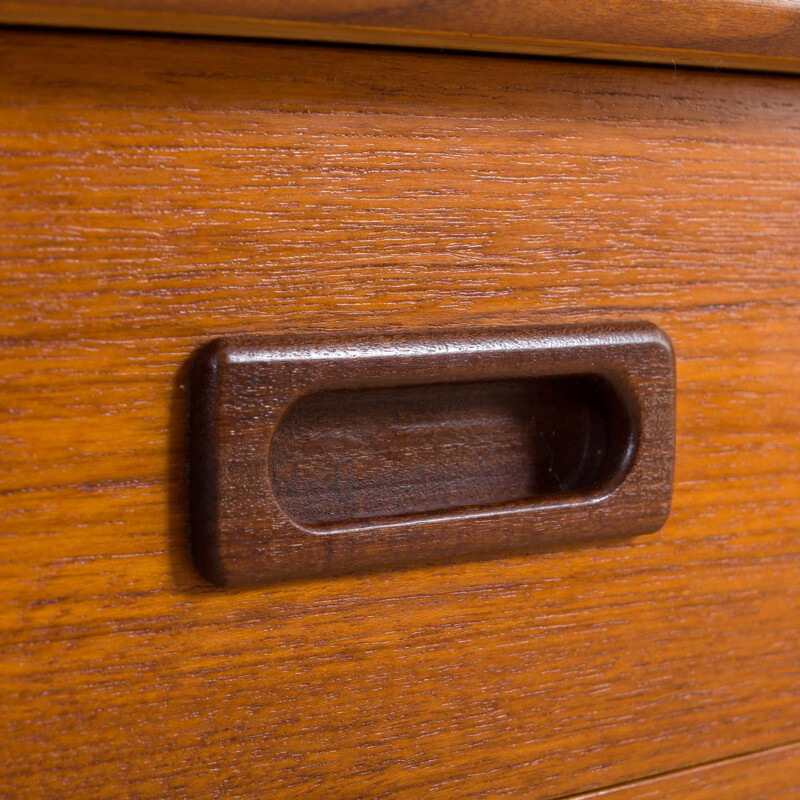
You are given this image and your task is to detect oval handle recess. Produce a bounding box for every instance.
[189,323,675,586]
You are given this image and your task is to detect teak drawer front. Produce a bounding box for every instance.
[1,28,799,799]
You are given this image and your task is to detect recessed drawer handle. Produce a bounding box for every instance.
[189,323,675,586]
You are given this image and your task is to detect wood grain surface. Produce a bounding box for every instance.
[1,28,799,799]
[3,0,800,73]
[191,325,674,586]
[572,741,800,798]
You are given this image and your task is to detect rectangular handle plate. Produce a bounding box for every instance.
[189,323,675,586]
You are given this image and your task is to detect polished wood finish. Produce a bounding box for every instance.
[272,376,623,521]
[1,28,799,799]
[3,0,800,73]
[574,742,800,799]
[191,325,674,586]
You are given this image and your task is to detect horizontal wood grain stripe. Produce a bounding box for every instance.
[566,741,800,799]
[1,28,799,799]
[2,0,800,74]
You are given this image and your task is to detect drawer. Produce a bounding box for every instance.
[1,27,799,799]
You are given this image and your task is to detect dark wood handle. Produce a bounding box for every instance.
[189,323,675,586]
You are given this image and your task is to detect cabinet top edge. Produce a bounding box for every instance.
[1,0,800,76]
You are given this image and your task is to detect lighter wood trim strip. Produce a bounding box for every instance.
[2,0,800,74]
